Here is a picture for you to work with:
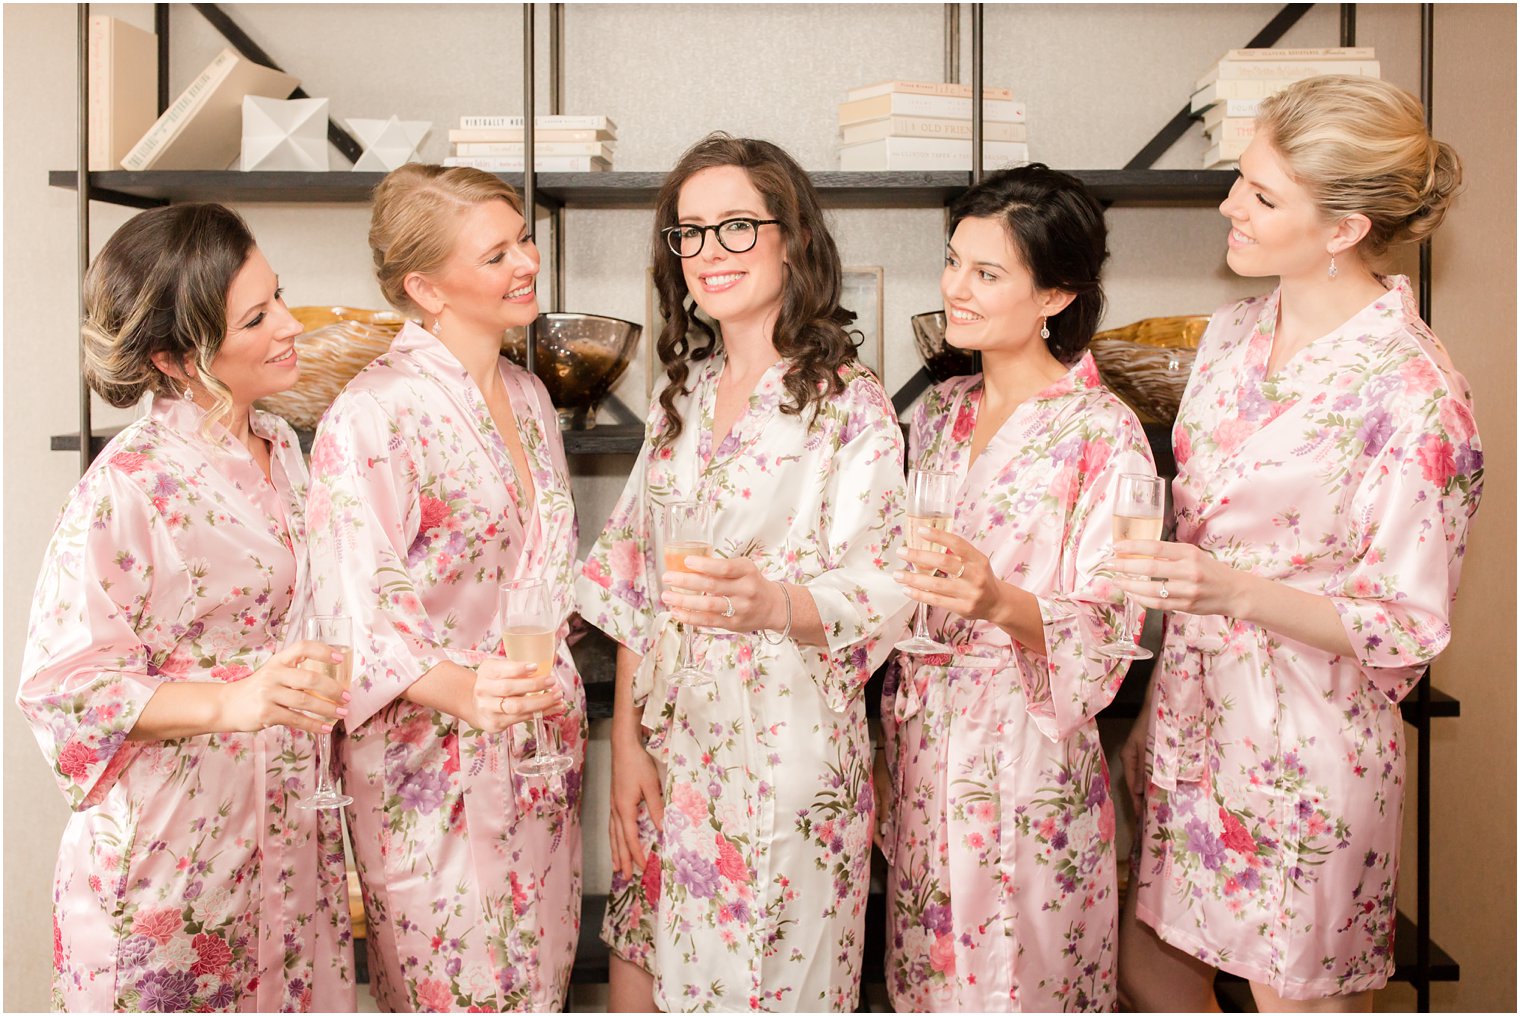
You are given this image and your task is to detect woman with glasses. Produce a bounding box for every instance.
[575,133,912,1012]
[305,164,584,1011]
[1109,77,1481,1009]
[878,165,1153,1011]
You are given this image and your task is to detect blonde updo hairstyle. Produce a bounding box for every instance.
[1256,75,1463,260]
[81,202,257,429]
[368,163,525,318]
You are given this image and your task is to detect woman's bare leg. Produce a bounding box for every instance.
[608,953,657,1013]
[1117,875,1220,1012]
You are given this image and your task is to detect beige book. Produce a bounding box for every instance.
[839,92,1026,126]
[447,127,614,144]
[1190,78,1298,115]
[89,16,159,170]
[1203,137,1250,166]
[1201,99,1264,129]
[841,116,1027,145]
[1197,59,1380,89]
[847,80,1014,102]
[453,141,614,158]
[1219,46,1375,61]
[121,47,298,171]
[1202,118,1256,143]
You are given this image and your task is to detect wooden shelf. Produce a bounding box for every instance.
[50,168,1239,210]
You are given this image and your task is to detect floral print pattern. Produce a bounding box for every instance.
[881,354,1152,1012]
[574,355,913,1012]
[306,322,584,1012]
[17,395,354,1012]
[1134,276,1483,999]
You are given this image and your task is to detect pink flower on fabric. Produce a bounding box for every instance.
[950,396,978,444]
[414,977,453,1012]
[609,540,643,583]
[442,732,460,775]
[640,848,662,901]
[308,432,345,475]
[1399,357,1441,394]
[1212,416,1255,455]
[1078,437,1112,480]
[670,780,708,824]
[1173,426,1193,466]
[210,664,252,683]
[190,932,233,976]
[132,907,182,945]
[1098,794,1116,844]
[418,494,452,534]
[716,833,749,883]
[110,451,148,474]
[57,741,99,780]
[1439,396,1476,444]
[582,556,613,589]
[930,931,956,974]
[1218,807,1257,855]
[1416,434,1456,488]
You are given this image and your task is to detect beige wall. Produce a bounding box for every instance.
[4,4,1512,1011]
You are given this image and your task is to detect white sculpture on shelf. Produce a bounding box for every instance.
[241,95,329,172]
[347,116,431,172]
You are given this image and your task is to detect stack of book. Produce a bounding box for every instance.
[1191,47,1380,168]
[837,80,1028,172]
[442,115,617,172]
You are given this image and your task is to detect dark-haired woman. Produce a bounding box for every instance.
[575,134,912,1012]
[17,204,354,1011]
[878,165,1153,1011]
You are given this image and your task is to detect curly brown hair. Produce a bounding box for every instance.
[651,133,858,447]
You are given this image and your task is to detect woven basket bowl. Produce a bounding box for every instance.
[1088,315,1209,425]
[255,306,403,430]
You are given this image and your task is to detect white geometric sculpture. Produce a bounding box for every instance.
[347,116,431,171]
[241,95,329,172]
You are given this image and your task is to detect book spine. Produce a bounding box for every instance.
[840,140,1030,171]
[1209,59,1380,82]
[839,93,1026,125]
[1190,79,1295,114]
[846,80,1014,101]
[1220,46,1375,61]
[453,141,612,157]
[120,49,235,171]
[442,155,610,171]
[841,116,1027,144]
[447,128,610,143]
[1203,120,1256,142]
[88,17,107,170]
[458,114,616,131]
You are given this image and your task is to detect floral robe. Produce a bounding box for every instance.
[1133,276,1483,999]
[880,354,1153,1012]
[574,356,913,1012]
[305,322,585,1013]
[17,395,354,1013]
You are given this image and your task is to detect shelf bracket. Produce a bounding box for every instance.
[190,3,364,165]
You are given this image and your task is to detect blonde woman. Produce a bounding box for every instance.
[17,203,354,1012]
[1112,77,1482,1010]
[305,165,584,1012]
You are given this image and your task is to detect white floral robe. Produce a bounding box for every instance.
[1134,276,1483,999]
[305,322,585,1012]
[17,395,354,1013]
[881,354,1153,1012]
[574,356,913,1012]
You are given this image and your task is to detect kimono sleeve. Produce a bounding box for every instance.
[16,464,182,810]
[572,436,658,657]
[1011,402,1156,741]
[798,382,913,712]
[1327,391,1483,701]
[306,390,446,728]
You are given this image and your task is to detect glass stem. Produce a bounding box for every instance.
[912,600,932,641]
[314,731,335,797]
[1119,598,1135,645]
[533,714,553,758]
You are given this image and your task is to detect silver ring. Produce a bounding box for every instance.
[1159,578,1170,600]
[949,560,966,580]
[722,595,736,618]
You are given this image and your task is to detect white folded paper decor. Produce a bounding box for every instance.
[241,95,329,171]
[347,116,431,171]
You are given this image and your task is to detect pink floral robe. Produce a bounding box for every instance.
[1133,276,1483,999]
[305,321,585,1012]
[574,356,913,1012]
[17,395,355,1013]
[880,354,1153,1012]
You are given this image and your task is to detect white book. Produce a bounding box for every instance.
[1201,99,1263,128]
[1203,118,1256,143]
[839,137,1029,172]
[442,154,611,172]
[447,127,613,144]
[840,116,1027,145]
[838,92,1026,125]
[846,80,1015,102]
[1197,59,1380,89]
[453,141,614,158]
[1190,78,1298,115]
[1203,137,1250,166]
[1219,46,1375,61]
[458,114,617,133]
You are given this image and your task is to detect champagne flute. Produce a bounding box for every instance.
[502,578,574,778]
[1096,472,1166,660]
[663,500,714,688]
[895,468,959,655]
[297,614,354,810]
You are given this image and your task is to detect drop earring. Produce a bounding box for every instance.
[1328,252,1338,279]
[1039,316,1051,341]
[431,318,443,337]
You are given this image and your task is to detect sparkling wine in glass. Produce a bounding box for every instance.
[1097,472,1166,660]
[297,614,354,810]
[895,469,958,655]
[502,578,573,778]
[663,500,713,688]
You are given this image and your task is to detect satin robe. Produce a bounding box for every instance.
[17,395,354,1013]
[1134,276,1483,998]
[305,321,584,1012]
[881,354,1153,1012]
[575,356,913,1012]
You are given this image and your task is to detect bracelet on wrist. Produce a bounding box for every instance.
[760,581,793,645]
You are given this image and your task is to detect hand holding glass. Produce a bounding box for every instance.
[895,469,958,655]
[502,578,574,778]
[297,614,353,810]
[1096,472,1165,660]
[663,500,714,688]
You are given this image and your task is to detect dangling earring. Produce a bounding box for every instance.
[1040,316,1051,341]
[431,318,443,337]
[1328,252,1339,279]
[182,385,194,401]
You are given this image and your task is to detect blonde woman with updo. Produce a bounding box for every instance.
[305,165,584,1011]
[1109,77,1483,1010]
[17,204,355,1011]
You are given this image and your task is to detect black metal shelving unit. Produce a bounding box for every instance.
[53,2,1458,1006]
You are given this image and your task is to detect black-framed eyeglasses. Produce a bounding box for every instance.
[662,218,781,258]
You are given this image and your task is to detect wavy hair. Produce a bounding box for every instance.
[651,133,857,447]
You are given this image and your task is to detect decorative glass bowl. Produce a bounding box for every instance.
[501,312,642,430]
[255,306,402,429]
[910,310,977,381]
[1088,315,1209,425]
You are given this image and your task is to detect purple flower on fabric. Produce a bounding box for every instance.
[1050,437,1083,464]
[151,473,178,499]
[1085,780,1108,809]
[497,964,518,992]
[208,983,237,1009]
[119,935,154,967]
[1358,409,1394,457]
[1364,849,1379,868]
[1238,867,1261,891]
[729,899,752,924]
[1184,818,1227,871]
[673,850,721,898]
[1050,829,1069,851]
[1237,384,1272,420]
[921,902,953,935]
[445,956,462,977]
[1296,798,1314,820]
[398,769,448,813]
[1154,800,1172,825]
[136,969,197,1012]
[287,976,306,999]
[183,880,203,900]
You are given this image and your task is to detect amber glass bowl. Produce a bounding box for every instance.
[501,312,642,430]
